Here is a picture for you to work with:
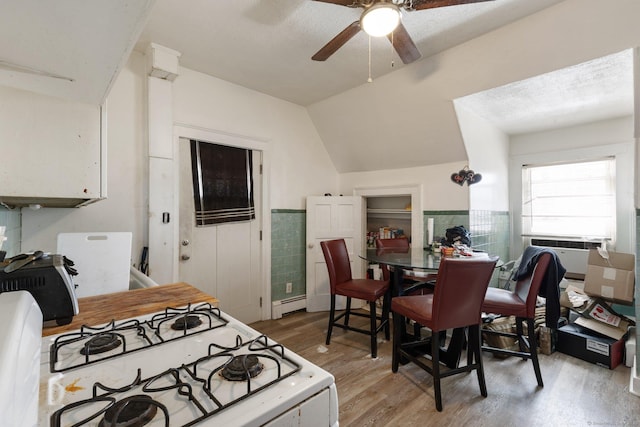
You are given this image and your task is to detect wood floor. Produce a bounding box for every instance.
[251,310,639,427]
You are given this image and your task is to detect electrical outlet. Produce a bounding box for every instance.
[286,282,293,293]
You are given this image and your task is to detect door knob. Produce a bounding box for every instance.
[181,254,190,260]
[182,240,190,246]
[308,243,314,249]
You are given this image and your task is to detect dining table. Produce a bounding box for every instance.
[361,247,494,369]
[363,247,442,295]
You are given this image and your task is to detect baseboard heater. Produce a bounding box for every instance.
[530,238,601,280]
[271,294,306,319]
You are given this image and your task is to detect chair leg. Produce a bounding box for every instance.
[516,318,527,357]
[527,318,544,387]
[392,312,402,372]
[382,292,391,340]
[413,322,421,338]
[344,297,352,326]
[470,324,488,397]
[369,301,378,358]
[466,327,473,367]
[432,328,443,412]
[326,295,336,345]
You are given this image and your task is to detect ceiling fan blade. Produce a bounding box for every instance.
[387,22,421,64]
[413,0,494,11]
[312,0,359,7]
[312,21,361,61]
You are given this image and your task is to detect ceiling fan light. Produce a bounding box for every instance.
[361,4,401,37]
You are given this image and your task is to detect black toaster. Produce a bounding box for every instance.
[0,254,79,325]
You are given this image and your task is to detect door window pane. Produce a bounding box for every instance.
[190,140,255,226]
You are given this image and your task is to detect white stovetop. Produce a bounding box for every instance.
[37,306,336,426]
[0,290,337,426]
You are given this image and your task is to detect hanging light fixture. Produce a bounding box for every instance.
[360,3,401,37]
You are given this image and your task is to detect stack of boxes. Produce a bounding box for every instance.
[557,249,636,369]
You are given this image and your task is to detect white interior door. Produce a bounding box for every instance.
[305,196,363,312]
[178,138,262,324]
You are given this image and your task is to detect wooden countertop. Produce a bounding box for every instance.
[42,283,218,336]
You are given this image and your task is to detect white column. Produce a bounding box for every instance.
[146,43,181,284]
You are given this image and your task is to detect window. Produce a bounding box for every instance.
[190,140,255,226]
[521,158,615,241]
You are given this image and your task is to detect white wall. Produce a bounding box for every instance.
[455,103,510,211]
[511,116,634,156]
[339,162,469,211]
[173,67,339,210]
[21,52,149,261]
[509,116,635,256]
[20,50,340,260]
[308,0,640,175]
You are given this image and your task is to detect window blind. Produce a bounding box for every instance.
[521,158,615,241]
[190,140,255,226]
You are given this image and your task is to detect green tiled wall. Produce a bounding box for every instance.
[0,208,20,257]
[422,210,509,261]
[423,210,509,287]
[271,209,510,302]
[271,210,306,301]
[422,210,470,247]
[469,210,510,265]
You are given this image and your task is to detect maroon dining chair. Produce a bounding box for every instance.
[391,255,499,411]
[321,239,391,358]
[481,252,552,387]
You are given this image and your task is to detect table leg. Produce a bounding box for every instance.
[391,269,404,297]
[439,328,465,369]
[401,327,465,369]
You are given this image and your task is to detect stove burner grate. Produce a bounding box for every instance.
[50,303,228,373]
[98,394,158,427]
[171,314,202,331]
[80,332,122,355]
[220,355,264,381]
[50,335,304,427]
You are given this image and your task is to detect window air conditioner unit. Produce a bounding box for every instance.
[529,239,601,280]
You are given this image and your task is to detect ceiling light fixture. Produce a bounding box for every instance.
[360,3,401,37]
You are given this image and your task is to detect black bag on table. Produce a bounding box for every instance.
[442,225,471,247]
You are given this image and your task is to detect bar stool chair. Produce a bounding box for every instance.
[321,239,391,358]
[391,256,499,411]
[481,252,552,387]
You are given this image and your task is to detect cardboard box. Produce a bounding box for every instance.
[538,325,556,355]
[561,287,633,340]
[557,323,625,369]
[583,249,635,305]
[574,316,630,341]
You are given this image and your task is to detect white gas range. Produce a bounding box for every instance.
[1,291,338,426]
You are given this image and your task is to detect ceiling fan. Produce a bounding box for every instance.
[312,0,494,64]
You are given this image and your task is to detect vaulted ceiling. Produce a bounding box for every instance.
[136,0,564,107]
[2,0,637,174]
[135,0,637,172]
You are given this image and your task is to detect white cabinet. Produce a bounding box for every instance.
[0,85,105,208]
